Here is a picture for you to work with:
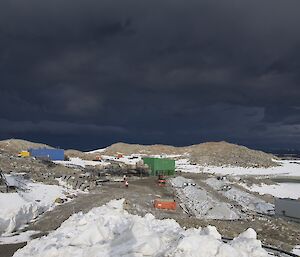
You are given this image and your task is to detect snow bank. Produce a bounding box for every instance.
[0,177,66,236]
[242,183,300,200]
[13,199,269,257]
[170,177,241,220]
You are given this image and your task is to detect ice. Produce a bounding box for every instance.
[13,199,269,257]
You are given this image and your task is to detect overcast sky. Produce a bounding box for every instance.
[0,0,300,151]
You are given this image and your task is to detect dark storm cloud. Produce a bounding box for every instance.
[0,0,300,150]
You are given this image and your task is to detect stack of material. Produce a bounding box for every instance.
[154,199,176,210]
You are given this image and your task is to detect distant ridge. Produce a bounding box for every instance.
[101,141,277,168]
[0,139,53,155]
[0,139,277,167]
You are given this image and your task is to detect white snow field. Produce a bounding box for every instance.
[206,178,274,215]
[176,159,300,177]
[242,183,300,200]
[13,199,269,257]
[0,174,67,237]
[54,157,108,168]
[170,177,241,220]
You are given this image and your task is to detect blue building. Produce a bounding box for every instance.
[28,148,64,161]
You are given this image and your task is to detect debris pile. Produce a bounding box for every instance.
[206,178,274,215]
[170,177,241,220]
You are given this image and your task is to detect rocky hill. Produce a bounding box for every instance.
[102,141,277,168]
[0,139,277,167]
[64,149,99,160]
[0,139,53,155]
[188,142,276,167]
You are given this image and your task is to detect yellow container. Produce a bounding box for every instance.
[18,151,30,157]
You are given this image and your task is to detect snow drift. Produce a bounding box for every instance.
[14,199,269,257]
[0,175,66,236]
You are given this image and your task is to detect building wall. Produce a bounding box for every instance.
[275,198,300,219]
[142,157,175,176]
[28,148,64,161]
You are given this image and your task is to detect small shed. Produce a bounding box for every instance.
[28,148,64,161]
[275,198,300,219]
[142,157,175,176]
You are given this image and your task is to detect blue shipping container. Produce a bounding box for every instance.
[28,148,64,161]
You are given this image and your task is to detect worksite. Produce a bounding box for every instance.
[0,140,300,257]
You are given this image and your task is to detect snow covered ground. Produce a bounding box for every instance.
[101,154,143,165]
[176,158,204,173]
[176,159,300,177]
[170,177,241,220]
[292,245,300,255]
[203,160,300,177]
[206,178,274,215]
[0,174,68,238]
[54,157,110,168]
[13,199,270,257]
[87,148,106,154]
[241,183,300,200]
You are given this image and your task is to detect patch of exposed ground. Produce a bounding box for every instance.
[0,153,76,184]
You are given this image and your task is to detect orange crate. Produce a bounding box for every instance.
[154,199,176,210]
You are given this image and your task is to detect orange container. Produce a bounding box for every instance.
[154,199,176,210]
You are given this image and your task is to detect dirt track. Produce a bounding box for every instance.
[0,177,185,257]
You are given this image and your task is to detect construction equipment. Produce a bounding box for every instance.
[18,151,30,157]
[157,174,166,186]
[154,199,176,210]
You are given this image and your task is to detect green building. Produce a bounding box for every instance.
[142,157,175,176]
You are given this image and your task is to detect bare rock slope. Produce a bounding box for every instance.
[103,141,277,168]
[0,139,52,155]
